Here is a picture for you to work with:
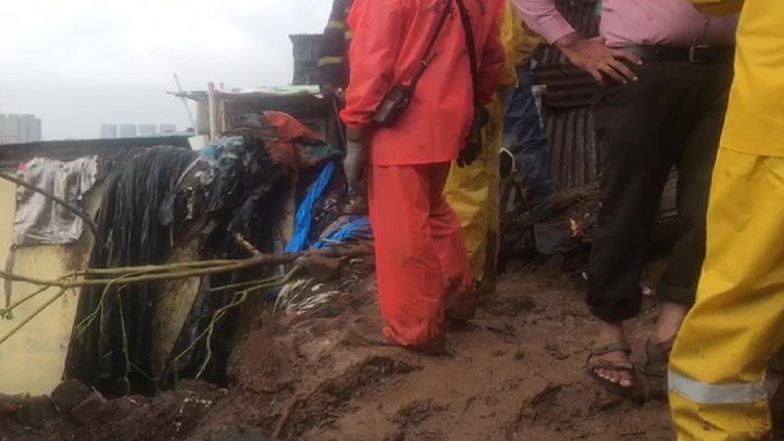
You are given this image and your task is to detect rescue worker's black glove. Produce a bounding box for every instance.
[344,138,368,196]
[457,140,481,168]
[458,107,489,168]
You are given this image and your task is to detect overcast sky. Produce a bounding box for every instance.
[0,0,331,140]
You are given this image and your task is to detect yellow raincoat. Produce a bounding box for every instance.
[444,2,541,293]
[668,1,784,439]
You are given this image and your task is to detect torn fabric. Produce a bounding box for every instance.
[13,157,99,246]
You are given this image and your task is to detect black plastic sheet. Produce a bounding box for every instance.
[65,147,198,397]
[161,134,288,387]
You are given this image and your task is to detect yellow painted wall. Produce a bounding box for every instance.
[0,178,99,396]
[0,177,201,396]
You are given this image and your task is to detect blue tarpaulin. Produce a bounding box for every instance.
[285,161,337,252]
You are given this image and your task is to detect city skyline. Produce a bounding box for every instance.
[100,123,181,139]
[0,113,42,144]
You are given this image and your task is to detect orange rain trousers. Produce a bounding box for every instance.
[368,163,473,349]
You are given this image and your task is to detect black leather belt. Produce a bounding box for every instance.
[624,45,735,64]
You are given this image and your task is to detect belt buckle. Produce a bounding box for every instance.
[689,45,711,63]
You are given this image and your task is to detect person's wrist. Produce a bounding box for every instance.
[555,32,583,51]
[346,125,367,143]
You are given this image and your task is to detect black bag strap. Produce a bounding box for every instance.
[409,0,454,89]
[454,0,479,101]
[454,0,480,105]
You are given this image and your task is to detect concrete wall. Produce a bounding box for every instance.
[0,176,201,396]
[0,179,99,395]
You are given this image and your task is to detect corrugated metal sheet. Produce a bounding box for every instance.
[533,0,600,109]
[543,106,601,190]
[533,65,597,108]
[522,0,680,218]
[530,0,602,189]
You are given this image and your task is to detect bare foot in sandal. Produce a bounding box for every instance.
[590,322,634,390]
[652,302,688,346]
[635,302,688,400]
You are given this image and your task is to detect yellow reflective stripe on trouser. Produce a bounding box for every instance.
[318,56,344,67]
[669,147,784,441]
[668,370,767,405]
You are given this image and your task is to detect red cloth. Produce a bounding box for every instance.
[227,111,332,180]
[368,162,474,349]
[261,111,324,178]
[341,0,505,166]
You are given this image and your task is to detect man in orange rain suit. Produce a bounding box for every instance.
[340,0,505,352]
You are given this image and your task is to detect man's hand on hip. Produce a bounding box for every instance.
[556,33,643,85]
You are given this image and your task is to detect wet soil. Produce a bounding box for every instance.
[0,261,673,441]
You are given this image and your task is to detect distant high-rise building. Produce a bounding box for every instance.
[100,124,118,139]
[159,124,177,134]
[0,114,42,144]
[118,124,137,138]
[20,114,41,142]
[139,124,157,136]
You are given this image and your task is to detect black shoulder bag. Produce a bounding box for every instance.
[371,0,453,127]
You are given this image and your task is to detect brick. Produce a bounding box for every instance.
[70,392,107,426]
[50,379,92,414]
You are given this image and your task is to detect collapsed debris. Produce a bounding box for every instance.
[0,110,372,399]
[500,175,679,265]
[0,95,688,441]
[0,268,682,441]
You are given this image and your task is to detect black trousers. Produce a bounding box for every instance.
[587,58,734,323]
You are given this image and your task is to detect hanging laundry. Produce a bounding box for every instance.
[13,157,99,246]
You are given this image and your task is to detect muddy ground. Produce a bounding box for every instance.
[1,259,674,441]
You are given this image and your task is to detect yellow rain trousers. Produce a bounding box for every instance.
[444,96,505,294]
[668,147,784,440]
[669,1,784,439]
[443,0,527,293]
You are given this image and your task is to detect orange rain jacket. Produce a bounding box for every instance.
[340,0,506,166]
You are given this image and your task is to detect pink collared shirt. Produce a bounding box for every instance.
[512,0,738,47]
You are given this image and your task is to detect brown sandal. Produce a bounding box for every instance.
[586,341,637,397]
[637,336,676,400]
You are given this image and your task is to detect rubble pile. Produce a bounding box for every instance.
[0,263,679,441]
